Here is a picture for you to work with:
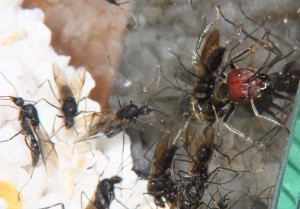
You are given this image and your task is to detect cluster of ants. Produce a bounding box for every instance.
[135,6,299,209]
[0,2,299,209]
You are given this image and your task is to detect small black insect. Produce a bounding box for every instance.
[76,100,156,142]
[147,133,178,208]
[0,73,58,169]
[52,63,86,130]
[82,176,123,209]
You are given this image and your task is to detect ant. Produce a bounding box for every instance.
[76,65,168,142]
[28,63,90,143]
[146,133,178,208]
[52,63,86,130]
[82,176,123,209]
[175,122,252,209]
[80,153,132,209]
[0,73,58,170]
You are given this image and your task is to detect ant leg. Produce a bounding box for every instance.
[0,130,22,143]
[142,192,156,209]
[18,164,37,201]
[250,99,290,133]
[39,203,65,209]
[263,108,284,123]
[218,5,272,51]
[213,145,231,166]
[222,103,268,152]
[223,23,243,47]
[273,92,294,101]
[27,78,59,101]
[230,31,268,65]
[114,198,130,209]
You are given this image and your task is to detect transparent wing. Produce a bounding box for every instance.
[52,63,73,103]
[201,29,221,62]
[150,133,170,176]
[83,192,97,209]
[185,122,211,173]
[29,121,58,174]
[68,66,86,104]
[75,109,130,142]
[194,29,221,82]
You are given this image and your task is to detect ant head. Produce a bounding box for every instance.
[11,97,24,107]
[138,105,152,115]
[110,175,122,184]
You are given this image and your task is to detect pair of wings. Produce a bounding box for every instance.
[52,63,86,105]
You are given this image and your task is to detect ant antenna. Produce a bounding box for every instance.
[107,54,122,108]
[248,49,296,82]
[224,24,243,47]
[193,5,220,65]
[1,72,20,98]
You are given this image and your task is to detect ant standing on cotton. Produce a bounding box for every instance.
[0,73,58,171]
[30,63,91,144]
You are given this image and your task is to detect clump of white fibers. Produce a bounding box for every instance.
[0,1,145,209]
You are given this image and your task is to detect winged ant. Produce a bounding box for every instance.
[174,120,257,209]
[81,175,123,209]
[0,73,58,170]
[80,150,135,209]
[52,63,86,130]
[75,64,169,143]
[28,63,90,144]
[146,133,178,208]
[0,73,59,201]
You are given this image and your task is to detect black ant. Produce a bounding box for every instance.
[76,65,168,142]
[29,63,88,137]
[0,73,58,170]
[146,133,178,208]
[175,122,251,209]
[82,176,123,209]
[175,124,216,209]
[52,63,86,130]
